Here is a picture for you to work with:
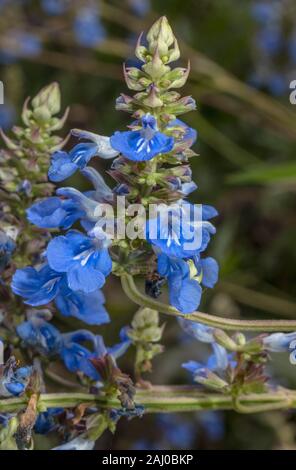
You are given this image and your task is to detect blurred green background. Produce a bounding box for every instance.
[1,0,296,450]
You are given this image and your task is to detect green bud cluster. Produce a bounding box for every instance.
[0,83,68,273]
[116,16,195,124]
[0,82,68,198]
[127,308,165,380]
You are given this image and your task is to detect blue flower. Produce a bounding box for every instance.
[147,203,217,259]
[268,73,286,96]
[27,197,85,230]
[251,3,276,24]
[168,119,198,150]
[0,231,15,273]
[256,27,282,56]
[48,145,98,182]
[60,331,100,380]
[35,408,63,434]
[48,131,118,182]
[129,0,150,18]
[46,230,112,293]
[55,283,109,325]
[158,253,202,313]
[60,330,131,379]
[182,351,229,379]
[41,0,68,16]
[178,318,216,343]
[110,114,174,162]
[178,318,231,372]
[0,350,32,398]
[74,7,106,48]
[263,332,296,352]
[12,263,110,325]
[16,312,63,356]
[194,256,219,288]
[2,30,42,59]
[12,264,62,306]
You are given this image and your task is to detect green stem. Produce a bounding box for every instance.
[0,386,295,414]
[121,274,296,332]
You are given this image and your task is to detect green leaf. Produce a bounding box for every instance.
[228,161,296,185]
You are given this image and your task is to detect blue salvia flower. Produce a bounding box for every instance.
[157,254,202,313]
[34,408,63,434]
[157,253,219,313]
[16,313,131,379]
[48,130,118,182]
[46,230,112,293]
[0,231,16,273]
[16,310,63,356]
[27,197,85,230]
[256,27,282,56]
[12,263,110,325]
[41,0,68,16]
[182,351,231,382]
[147,203,217,259]
[29,165,113,230]
[178,318,216,343]
[178,318,230,370]
[60,330,101,380]
[129,0,151,18]
[251,2,276,24]
[168,119,198,151]
[262,332,296,352]
[74,6,106,48]
[250,1,295,96]
[110,114,174,162]
[60,329,131,379]
[2,30,42,60]
[0,343,32,397]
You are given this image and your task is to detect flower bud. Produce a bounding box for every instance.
[31,82,61,116]
[160,63,190,89]
[128,307,164,343]
[213,329,238,351]
[135,32,149,62]
[167,38,180,63]
[166,96,197,116]
[143,85,163,108]
[123,64,147,91]
[146,16,175,56]
[143,47,170,80]
[194,369,229,391]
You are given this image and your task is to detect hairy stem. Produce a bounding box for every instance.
[0,386,295,414]
[121,274,296,332]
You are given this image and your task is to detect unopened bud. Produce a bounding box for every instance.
[31,82,61,116]
[147,16,175,56]
[213,329,238,351]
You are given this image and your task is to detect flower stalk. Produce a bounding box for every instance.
[0,386,296,415]
[121,274,296,332]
